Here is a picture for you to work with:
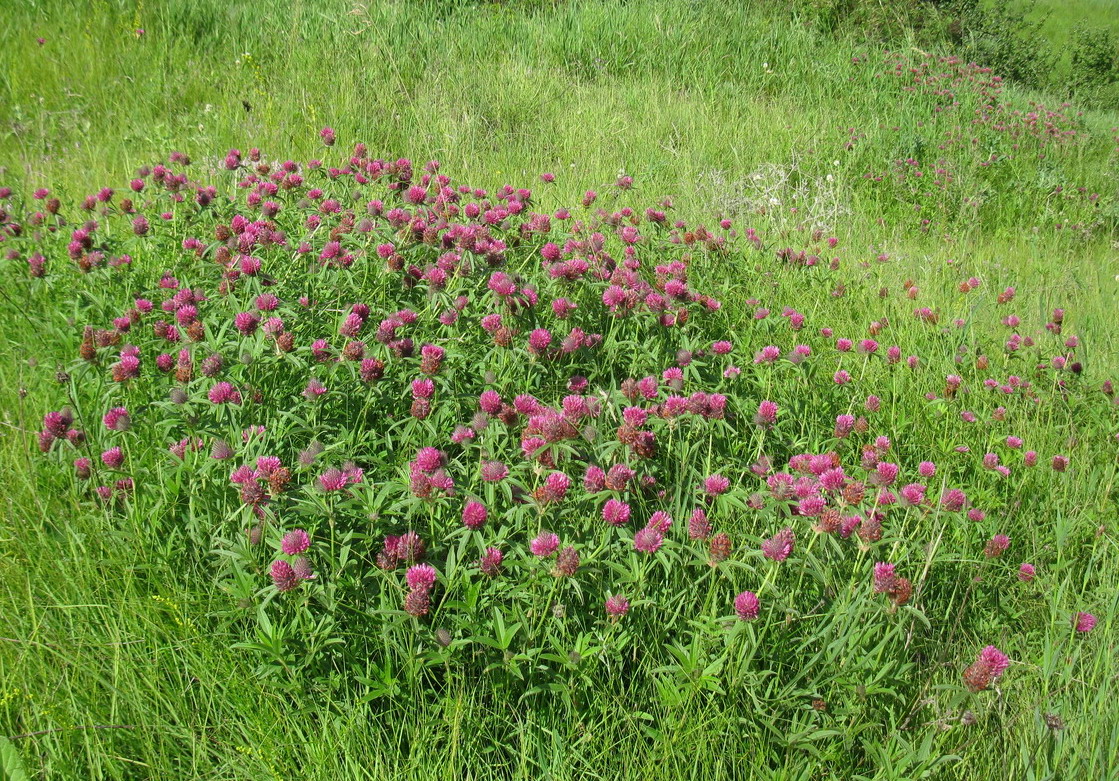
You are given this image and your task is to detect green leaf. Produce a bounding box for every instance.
[0,737,30,781]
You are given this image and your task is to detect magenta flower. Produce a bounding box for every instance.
[281,528,310,555]
[479,547,503,577]
[984,534,1010,558]
[208,381,241,404]
[414,447,445,473]
[303,378,328,399]
[101,447,124,469]
[873,562,897,593]
[963,645,1010,691]
[481,460,508,482]
[688,508,711,540]
[479,390,502,414]
[403,588,430,617]
[918,461,936,478]
[734,591,760,620]
[542,471,571,502]
[1074,612,1097,633]
[102,407,131,431]
[872,462,899,486]
[527,328,553,355]
[530,532,560,557]
[605,594,630,618]
[234,311,259,335]
[462,500,487,529]
[554,546,579,577]
[605,464,634,490]
[754,400,778,427]
[899,483,926,506]
[1018,563,1036,582]
[271,560,299,592]
[754,345,780,364]
[703,474,730,496]
[602,498,631,526]
[633,527,664,554]
[406,563,437,592]
[941,488,967,512]
[761,527,795,562]
[318,468,347,491]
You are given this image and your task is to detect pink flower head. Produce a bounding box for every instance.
[754,345,781,364]
[703,474,730,496]
[605,594,630,618]
[1074,612,1097,633]
[963,645,1010,691]
[755,400,778,427]
[234,311,259,335]
[479,547,503,577]
[984,534,1010,558]
[1018,563,1036,582]
[462,500,487,529]
[941,488,967,512]
[646,511,672,534]
[873,562,897,593]
[530,532,560,557]
[622,406,648,427]
[584,465,606,492]
[688,508,711,540]
[734,590,760,620]
[481,460,508,482]
[479,389,502,414]
[414,447,445,473]
[762,527,795,562]
[819,468,846,492]
[900,483,926,506]
[633,527,664,554]
[282,529,311,555]
[102,407,131,431]
[271,560,299,592]
[538,471,570,502]
[101,447,124,469]
[528,328,553,355]
[318,468,347,491]
[208,382,241,404]
[872,462,899,486]
[303,378,328,399]
[406,563,438,592]
[602,498,631,526]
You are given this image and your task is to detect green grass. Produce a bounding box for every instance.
[1019,0,1119,43]
[1,1,1118,779]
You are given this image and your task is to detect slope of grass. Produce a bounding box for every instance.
[0,1,1117,779]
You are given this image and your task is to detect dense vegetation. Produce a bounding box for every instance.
[0,1,1116,778]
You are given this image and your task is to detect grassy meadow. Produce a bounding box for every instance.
[1,1,1118,779]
